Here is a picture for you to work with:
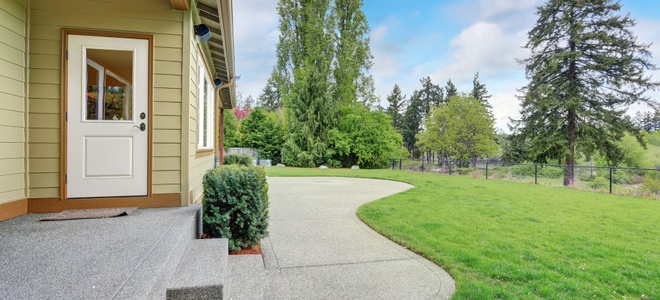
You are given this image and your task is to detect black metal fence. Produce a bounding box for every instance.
[390,158,660,199]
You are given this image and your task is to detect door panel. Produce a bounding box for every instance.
[67,35,149,198]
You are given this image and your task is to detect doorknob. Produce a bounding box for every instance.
[134,123,146,131]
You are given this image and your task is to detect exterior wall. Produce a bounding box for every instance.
[28,0,184,198]
[0,0,27,205]
[187,23,215,204]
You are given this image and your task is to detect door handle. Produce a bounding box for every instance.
[134,123,146,131]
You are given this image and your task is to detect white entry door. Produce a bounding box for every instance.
[67,34,149,198]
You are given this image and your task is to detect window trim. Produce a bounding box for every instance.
[196,49,215,152]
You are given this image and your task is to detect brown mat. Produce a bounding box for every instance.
[40,207,138,221]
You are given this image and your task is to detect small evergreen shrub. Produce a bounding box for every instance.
[202,165,269,251]
[223,154,252,166]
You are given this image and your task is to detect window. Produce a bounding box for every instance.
[197,52,215,150]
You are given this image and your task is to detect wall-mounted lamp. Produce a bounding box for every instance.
[214,78,223,87]
[194,24,211,42]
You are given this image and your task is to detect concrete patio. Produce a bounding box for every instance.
[0,177,455,299]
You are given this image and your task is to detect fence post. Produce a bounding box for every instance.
[399,158,402,170]
[609,167,613,194]
[534,164,538,184]
[486,161,489,179]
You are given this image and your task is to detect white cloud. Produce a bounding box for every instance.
[233,0,279,98]
[431,21,528,84]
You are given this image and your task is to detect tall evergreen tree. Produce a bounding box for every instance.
[278,0,338,167]
[332,0,375,108]
[417,77,444,118]
[402,91,424,156]
[516,0,658,186]
[444,79,458,102]
[471,72,492,110]
[258,68,284,112]
[385,84,406,132]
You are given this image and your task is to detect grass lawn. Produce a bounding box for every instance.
[266,167,660,299]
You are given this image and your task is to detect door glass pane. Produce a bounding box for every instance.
[85,49,133,121]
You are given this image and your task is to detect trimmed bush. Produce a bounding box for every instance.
[223,154,252,166]
[202,165,269,251]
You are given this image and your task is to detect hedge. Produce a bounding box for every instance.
[202,165,269,251]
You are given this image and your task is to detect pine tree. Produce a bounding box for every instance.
[417,77,444,118]
[258,68,284,111]
[278,0,337,167]
[402,91,424,156]
[444,79,458,102]
[470,72,492,110]
[516,0,659,186]
[385,84,406,132]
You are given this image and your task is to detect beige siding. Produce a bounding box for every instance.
[187,32,215,203]
[28,0,185,198]
[0,0,27,204]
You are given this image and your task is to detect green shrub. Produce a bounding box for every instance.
[589,176,608,190]
[612,169,638,185]
[510,164,535,177]
[223,154,252,166]
[202,165,269,251]
[641,175,660,194]
[538,166,564,179]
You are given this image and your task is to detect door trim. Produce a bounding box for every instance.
[60,29,154,200]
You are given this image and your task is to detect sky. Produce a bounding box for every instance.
[232,0,660,131]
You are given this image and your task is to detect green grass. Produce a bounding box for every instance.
[266,167,660,299]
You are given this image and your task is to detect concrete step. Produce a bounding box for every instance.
[167,239,230,299]
[227,254,267,300]
[113,204,202,299]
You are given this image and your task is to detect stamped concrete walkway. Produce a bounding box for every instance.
[230,177,455,300]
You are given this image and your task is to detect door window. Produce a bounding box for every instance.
[85,49,133,121]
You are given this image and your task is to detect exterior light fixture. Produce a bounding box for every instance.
[214,78,223,87]
[194,24,211,42]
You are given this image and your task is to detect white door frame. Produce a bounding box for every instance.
[61,30,153,200]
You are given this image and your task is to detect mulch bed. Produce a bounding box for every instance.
[200,234,263,255]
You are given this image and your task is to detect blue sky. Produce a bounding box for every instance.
[233,0,660,131]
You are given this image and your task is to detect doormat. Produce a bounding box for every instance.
[40,207,138,221]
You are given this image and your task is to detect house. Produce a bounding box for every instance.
[0,0,236,221]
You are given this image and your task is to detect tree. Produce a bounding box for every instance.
[417,77,444,118]
[401,91,424,156]
[332,105,402,168]
[332,0,375,108]
[417,95,498,162]
[258,68,284,112]
[444,79,458,101]
[223,110,240,148]
[239,107,285,164]
[634,110,660,132]
[385,84,406,132]
[278,0,338,167]
[471,72,492,111]
[516,0,659,186]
